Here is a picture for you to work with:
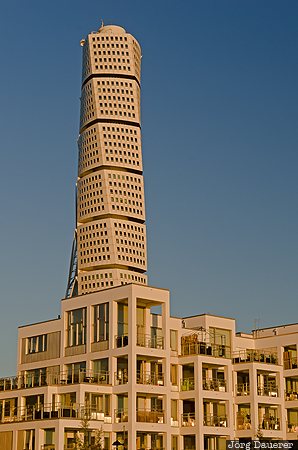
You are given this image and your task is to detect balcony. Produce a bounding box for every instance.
[0,403,111,424]
[181,378,195,391]
[181,342,231,359]
[237,415,252,430]
[136,371,164,386]
[41,446,55,450]
[136,409,165,423]
[203,378,226,392]
[115,334,129,348]
[114,408,128,423]
[137,334,164,350]
[259,417,280,430]
[204,414,228,427]
[285,390,298,401]
[257,384,278,397]
[232,349,278,365]
[236,383,250,396]
[181,412,196,427]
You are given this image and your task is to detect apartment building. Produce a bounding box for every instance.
[0,284,298,449]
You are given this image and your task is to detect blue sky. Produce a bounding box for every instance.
[0,0,297,375]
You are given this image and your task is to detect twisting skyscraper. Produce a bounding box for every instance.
[66,24,147,297]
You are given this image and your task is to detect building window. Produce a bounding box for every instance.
[93,303,109,342]
[170,329,178,352]
[27,334,47,354]
[67,308,87,347]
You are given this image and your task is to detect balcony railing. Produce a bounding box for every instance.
[204,414,228,427]
[137,334,164,350]
[181,342,231,358]
[284,356,298,370]
[115,334,129,348]
[285,390,298,401]
[181,378,195,391]
[236,383,250,396]
[0,370,110,391]
[236,415,252,430]
[203,378,226,392]
[114,371,128,385]
[232,349,278,365]
[114,408,128,423]
[136,409,165,423]
[0,403,111,424]
[287,423,298,433]
[181,412,196,427]
[259,417,280,430]
[136,371,164,386]
[257,384,278,397]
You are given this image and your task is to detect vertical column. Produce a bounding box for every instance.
[128,289,137,450]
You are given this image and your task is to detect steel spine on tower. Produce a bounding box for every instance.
[74,24,147,296]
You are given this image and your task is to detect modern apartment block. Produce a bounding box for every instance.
[0,285,298,449]
[0,23,297,450]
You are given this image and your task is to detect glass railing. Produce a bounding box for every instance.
[236,383,250,396]
[259,417,280,430]
[136,371,164,386]
[115,334,129,348]
[204,414,228,427]
[236,415,252,430]
[285,390,298,401]
[136,409,165,423]
[257,384,278,397]
[287,423,298,432]
[0,370,110,391]
[137,334,164,349]
[284,356,298,370]
[203,378,226,392]
[114,408,128,423]
[233,349,278,365]
[181,378,195,391]
[0,403,111,424]
[181,412,196,427]
[181,342,231,358]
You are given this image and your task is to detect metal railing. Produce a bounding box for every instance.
[232,349,278,365]
[181,342,231,358]
[203,378,226,392]
[204,414,228,427]
[137,333,164,349]
[0,369,109,391]
[181,412,196,427]
[236,383,250,396]
[136,409,165,423]
[259,417,280,430]
[115,334,129,348]
[257,384,278,397]
[0,403,110,424]
[181,378,195,391]
[136,371,164,386]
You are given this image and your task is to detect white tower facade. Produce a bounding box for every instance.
[72,25,147,296]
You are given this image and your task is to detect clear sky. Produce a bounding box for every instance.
[0,0,297,376]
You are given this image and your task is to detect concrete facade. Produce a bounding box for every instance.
[76,24,147,296]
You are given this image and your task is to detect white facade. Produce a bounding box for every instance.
[0,283,298,449]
